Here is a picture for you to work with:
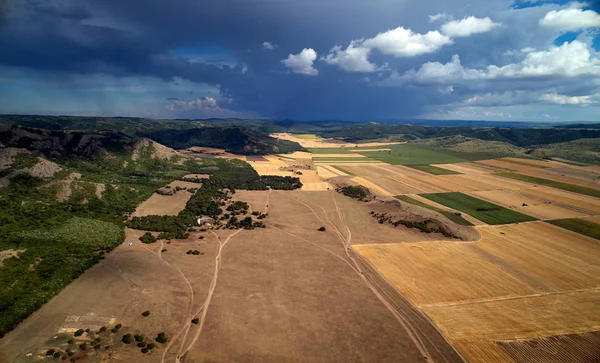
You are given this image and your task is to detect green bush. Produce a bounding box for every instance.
[122,334,133,344]
[191,318,199,324]
[139,232,157,244]
[141,310,150,317]
[155,332,168,344]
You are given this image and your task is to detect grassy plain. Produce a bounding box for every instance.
[496,172,600,198]
[421,192,537,225]
[546,218,600,240]
[292,133,321,139]
[359,144,467,165]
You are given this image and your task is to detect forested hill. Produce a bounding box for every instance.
[142,126,304,154]
[0,115,304,155]
[0,124,135,159]
[314,124,600,146]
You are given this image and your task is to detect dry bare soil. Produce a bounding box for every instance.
[0,189,463,363]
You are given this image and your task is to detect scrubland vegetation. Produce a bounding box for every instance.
[0,134,300,337]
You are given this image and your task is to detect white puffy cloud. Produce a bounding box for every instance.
[262,41,277,50]
[281,48,319,75]
[540,93,592,104]
[429,13,450,23]
[165,97,244,117]
[521,47,536,53]
[486,40,600,78]
[539,7,600,31]
[392,40,600,84]
[362,26,453,57]
[440,16,501,37]
[393,55,485,84]
[321,41,377,72]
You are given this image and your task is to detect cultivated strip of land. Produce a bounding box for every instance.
[420,192,537,225]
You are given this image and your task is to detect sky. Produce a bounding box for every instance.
[0,0,599,122]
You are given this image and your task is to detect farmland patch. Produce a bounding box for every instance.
[421,192,537,225]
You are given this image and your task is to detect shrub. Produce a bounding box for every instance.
[46,349,56,356]
[155,332,168,343]
[53,352,61,358]
[142,310,150,317]
[137,342,146,347]
[191,318,199,324]
[99,326,107,333]
[141,347,149,353]
[74,329,84,337]
[147,343,156,349]
[139,232,157,244]
[94,344,101,350]
[135,334,145,341]
[336,185,371,201]
[67,340,74,345]
[317,226,326,232]
[79,343,87,350]
[161,249,167,252]
[122,334,133,344]
[115,324,122,330]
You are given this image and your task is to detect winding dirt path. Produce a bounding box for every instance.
[172,229,243,362]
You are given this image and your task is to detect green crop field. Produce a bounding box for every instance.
[293,133,321,139]
[408,165,462,175]
[359,144,467,165]
[312,157,376,162]
[546,219,600,240]
[472,161,515,172]
[394,195,473,226]
[330,165,355,175]
[420,192,537,225]
[495,173,600,199]
[308,147,354,154]
[498,158,549,168]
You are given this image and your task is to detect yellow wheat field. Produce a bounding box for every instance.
[354,220,600,362]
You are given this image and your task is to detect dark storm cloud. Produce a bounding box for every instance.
[1,0,598,120]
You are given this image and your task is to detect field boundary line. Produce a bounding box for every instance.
[420,287,600,309]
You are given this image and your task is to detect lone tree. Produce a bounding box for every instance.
[155,332,168,344]
[317,226,326,232]
[122,334,133,344]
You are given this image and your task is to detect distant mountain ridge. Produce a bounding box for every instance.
[0,115,304,155]
[142,126,304,155]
